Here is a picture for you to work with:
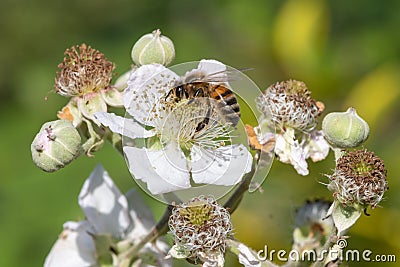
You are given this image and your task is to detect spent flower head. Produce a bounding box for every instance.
[54,44,123,127]
[328,149,388,208]
[254,79,329,175]
[257,79,321,132]
[55,44,114,97]
[168,196,232,266]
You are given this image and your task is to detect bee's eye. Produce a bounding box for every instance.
[176,85,184,98]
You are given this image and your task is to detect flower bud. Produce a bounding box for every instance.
[31,120,82,172]
[131,29,175,66]
[322,107,369,148]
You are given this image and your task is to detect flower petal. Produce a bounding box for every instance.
[198,59,226,76]
[44,221,97,267]
[136,241,172,267]
[275,129,309,176]
[124,143,191,195]
[190,144,253,186]
[198,251,225,267]
[101,87,123,107]
[77,93,107,126]
[95,112,155,139]
[183,59,227,84]
[237,243,261,267]
[57,98,82,127]
[78,165,131,239]
[125,189,155,238]
[305,130,330,162]
[114,69,131,92]
[124,64,180,127]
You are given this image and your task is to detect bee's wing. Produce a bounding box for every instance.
[207,98,240,127]
[188,97,240,128]
[183,68,252,83]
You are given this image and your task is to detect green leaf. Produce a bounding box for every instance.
[330,201,362,236]
[168,244,189,259]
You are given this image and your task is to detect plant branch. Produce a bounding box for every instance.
[224,160,256,214]
[119,204,173,261]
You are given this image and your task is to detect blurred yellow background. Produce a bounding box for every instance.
[0,0,399,266]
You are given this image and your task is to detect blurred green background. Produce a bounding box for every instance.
[1,0,399,266]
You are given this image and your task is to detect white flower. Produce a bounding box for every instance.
[44,221,97,267]
[44,165,171,267]
[96,60,252,195]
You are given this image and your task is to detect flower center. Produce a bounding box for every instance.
[355,160,373,175]
[179,201,213,226]
[158,99,232,152]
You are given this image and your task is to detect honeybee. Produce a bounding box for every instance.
[165,71,240,131]
[165,81,241,131]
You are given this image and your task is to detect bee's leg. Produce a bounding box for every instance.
[195,119,209,132]
[195,106,211,132]
[165,90,172,101]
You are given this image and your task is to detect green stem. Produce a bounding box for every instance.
[224,160,256,214]
[310,226,338,267]
[119,205,173,262]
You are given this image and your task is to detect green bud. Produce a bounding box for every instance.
[322,107,369,148]
[31,120,82,172]
[131,29,175,66]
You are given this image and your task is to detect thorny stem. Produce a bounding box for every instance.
[118,205,173,263]
[310,226,338,267]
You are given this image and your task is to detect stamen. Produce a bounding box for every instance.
[55,44,114,97]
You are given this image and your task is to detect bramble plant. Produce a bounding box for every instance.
[32,29,388,267]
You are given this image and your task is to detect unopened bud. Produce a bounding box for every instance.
[322,107,369,148]
[131,29,175,66]
[31,120,82,172]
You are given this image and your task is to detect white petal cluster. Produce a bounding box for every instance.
[256,127,329,176]
[96,60,252,195]
[44,165,171,267]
